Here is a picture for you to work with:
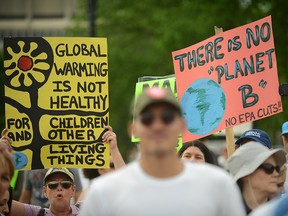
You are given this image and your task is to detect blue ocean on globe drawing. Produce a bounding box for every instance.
[13,152,28,169]
[180,78,226,135]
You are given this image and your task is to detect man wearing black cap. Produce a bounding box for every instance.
[80,87,245,216]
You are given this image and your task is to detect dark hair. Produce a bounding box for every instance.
[178,140,217,165]
[82,168,100,180]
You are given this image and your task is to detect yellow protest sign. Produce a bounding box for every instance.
[4,37,110,170]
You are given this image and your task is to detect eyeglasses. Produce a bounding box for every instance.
[139,111,177,127]
[47,181,73,190]
[258,163,280,175]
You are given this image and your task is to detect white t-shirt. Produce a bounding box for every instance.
[78,168,90,190]
[80,161,245,216]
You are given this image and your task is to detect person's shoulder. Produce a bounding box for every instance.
[185,161,227,173]
[90,162,137,186]
[84,162,137,199]
[184,162,232,181]
[23,203,43,215]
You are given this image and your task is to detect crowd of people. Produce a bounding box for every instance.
[0,87,287,215]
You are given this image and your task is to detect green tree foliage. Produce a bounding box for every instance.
[66,0,288,157]
[1,0,287,160]
[68,0,247,159]
[239,0,288,143]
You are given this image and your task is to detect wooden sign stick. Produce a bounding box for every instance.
[214,26,235,157]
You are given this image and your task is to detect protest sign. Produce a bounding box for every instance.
[132,75,183,151]
[172,16,281,143]
[4,37,110,170]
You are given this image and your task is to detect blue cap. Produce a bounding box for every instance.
[281,121,288,136]
[235,129,272,149]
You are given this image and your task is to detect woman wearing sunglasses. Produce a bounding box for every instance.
[11,168,80,216]
[227,141,286,215]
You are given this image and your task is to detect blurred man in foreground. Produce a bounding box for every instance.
[80,87,245,216]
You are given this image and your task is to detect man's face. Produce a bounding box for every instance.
[43,173,75,209]
[133,103,185,156]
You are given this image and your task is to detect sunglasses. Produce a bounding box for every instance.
[140,111,177,127]
[258,163,280,175]
[47,181,73,190]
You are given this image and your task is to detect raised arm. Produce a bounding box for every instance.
[102,125,125,169]
[1,128,12,146]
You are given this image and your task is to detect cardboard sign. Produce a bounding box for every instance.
[132,75,183,151]
[172,16,281,143]
[4,37,110,170]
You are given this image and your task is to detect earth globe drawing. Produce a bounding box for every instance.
[180,78,226,135]
[13,152,28,169]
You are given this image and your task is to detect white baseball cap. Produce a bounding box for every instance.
[43,168,74,183]
[227,141,286,181]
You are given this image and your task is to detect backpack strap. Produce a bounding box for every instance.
[37,208,46,216]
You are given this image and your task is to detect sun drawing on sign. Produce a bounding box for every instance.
[4,41,50,88]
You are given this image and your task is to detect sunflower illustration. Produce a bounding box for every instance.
[4,38,53,91]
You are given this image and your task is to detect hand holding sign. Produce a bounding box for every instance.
[102,125,117,150]
[102,125,126,169]
[0,129,12,147]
